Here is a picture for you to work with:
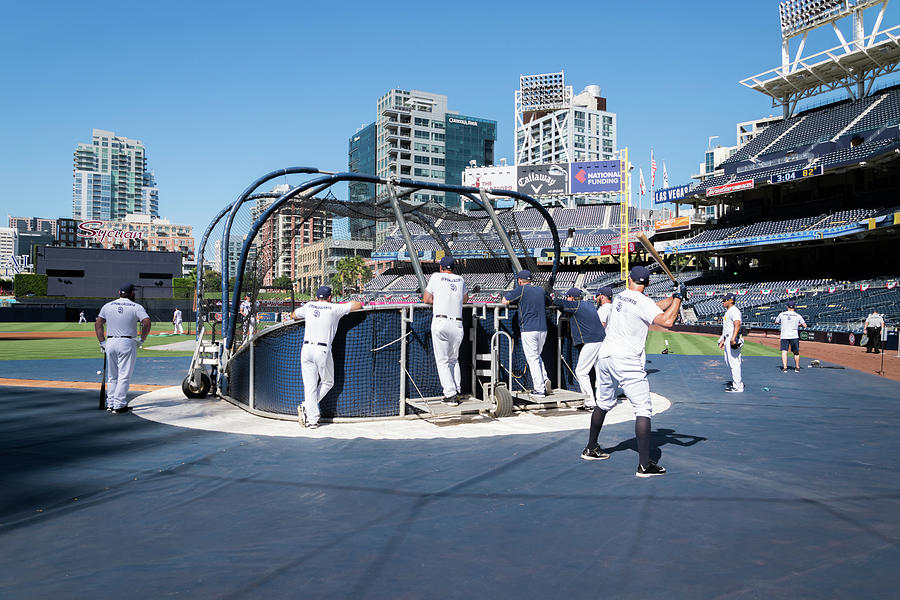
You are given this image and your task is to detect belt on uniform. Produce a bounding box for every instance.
[108,335,133,338]
[435,315,462,321]
[304,341,327,346]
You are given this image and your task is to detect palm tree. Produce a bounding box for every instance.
[332,255,371,295]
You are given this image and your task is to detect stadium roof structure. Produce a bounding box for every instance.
[741,1,900,116]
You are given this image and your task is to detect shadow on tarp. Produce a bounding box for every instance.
[1,355,899,599]
[0,356,190,385]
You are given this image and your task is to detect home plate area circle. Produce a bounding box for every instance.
[131,387,671,440]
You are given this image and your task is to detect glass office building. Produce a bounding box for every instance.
[346,122,377,240]
[444,114,496,210]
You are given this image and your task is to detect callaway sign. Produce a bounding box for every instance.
[517,164,568,196]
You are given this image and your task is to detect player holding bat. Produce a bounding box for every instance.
[95,283,151,414]
[581,265,684,478]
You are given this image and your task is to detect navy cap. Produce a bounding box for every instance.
[316,285,332,298]
[119,283,135,295]
[566,287,583,298]
[722,292,736,302]
[517,269,532,280]
[786,300,796,308]
[629,266,651,285]
[596,286,613,299]
[440,256,456,270]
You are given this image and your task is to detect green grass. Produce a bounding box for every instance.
[646,330,779,357]
[0,321,186,333]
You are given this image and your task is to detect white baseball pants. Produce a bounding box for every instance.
[432,319,464,398]
[521,330,548,394]
[105,337,137,410]
[723,339,743,390]
[300,345,335,425]
[174,320,183,334]
[575,342,603,406]
[595,355,653,418]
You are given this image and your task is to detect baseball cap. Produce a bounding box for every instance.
[722,292,736,302]
[596,286,613,299]
[786,300,796,308]
[516,269,532,280]
[119,283,135,296]
[566,287,583,298]
[629,266,651,285]
[440,256,456,270]
[316,285,332,299]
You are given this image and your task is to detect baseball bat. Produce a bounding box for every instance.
[635,233,676,283]
[98,353,107,410]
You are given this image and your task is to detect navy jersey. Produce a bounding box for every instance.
[504,284,550,332]
[553,298,606,345]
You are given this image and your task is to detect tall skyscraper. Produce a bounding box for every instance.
[72,129,160,221]
[350,89,496,215]
[515,71,617,165]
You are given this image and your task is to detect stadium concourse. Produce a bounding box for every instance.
[2,351,899,598]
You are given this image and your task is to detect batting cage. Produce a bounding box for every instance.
[187,168,597,420]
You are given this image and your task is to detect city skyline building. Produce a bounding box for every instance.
[72,128,160,222]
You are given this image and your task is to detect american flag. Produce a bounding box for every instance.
[639,168,646,195]
[650,149,657,187]
[663,162,669,188]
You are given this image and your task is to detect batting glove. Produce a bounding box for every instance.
[99,340,106,352]
[671,282,688,300]
[136,338,145,348]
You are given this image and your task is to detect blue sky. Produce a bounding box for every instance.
[3,0,899,235]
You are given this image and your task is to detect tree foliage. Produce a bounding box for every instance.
[331,255,372,295]
[14,273,48,297]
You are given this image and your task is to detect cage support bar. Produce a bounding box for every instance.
[387,183,428,293]
[478,188,525,275]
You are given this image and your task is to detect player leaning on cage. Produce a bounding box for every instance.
[293,286,362,428]
[95,283,151,414]
[552,287,606,410]
[775,300,807,372]
[423,256,468,405]
[718,293,744,393]
[502,269,552,398]
[582,266,684,478]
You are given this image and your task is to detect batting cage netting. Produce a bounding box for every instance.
[192,169,587,420]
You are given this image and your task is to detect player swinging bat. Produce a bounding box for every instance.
[636,232,685,321]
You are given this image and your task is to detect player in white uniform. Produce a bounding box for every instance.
[582,266,684,478]
[595,286,614,327]
[78,310,87,324]
[95,283,151,414]
[423,256,468,405]
[292,286,362,428]
[718,293,744,392]
[172,307,184,335]
[239,295,252,342]
[774,301,807,372]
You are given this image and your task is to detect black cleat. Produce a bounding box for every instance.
[636,461,667,477]
[794,367,800,373]
[441,395,460,406]
[581,446,610,461]
[113,406,132,414]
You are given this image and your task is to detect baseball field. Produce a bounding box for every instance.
[0,322,197,359]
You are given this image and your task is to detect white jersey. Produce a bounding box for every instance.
[294,301,353,349]
[426,272,466,319]
[721,306,742,341]
[775,310,805,339]
[597,302,612,326]
[599,289,662,359]
[98,298,149,337]
[173,309,182,322]
[865,313,884,328]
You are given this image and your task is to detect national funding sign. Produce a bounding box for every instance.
[569,160,621,193]
[516,163,568,196]
[769,164,822,184]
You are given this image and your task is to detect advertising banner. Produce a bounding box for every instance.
[654,216,691,233]
[516,163,568,196]
[653,183,693,205]
[462,166,517,191]
[569,160,621,193]
[599,241,635,256]
[706,179,754,197]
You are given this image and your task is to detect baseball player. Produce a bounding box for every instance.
[423,256,468,405]
[94,283,151,414]
[240,295,252,342]
[502,269,552,397]
[596,286,614,327]
[292,285,363,428]
[78,310,87,324]
[582,265,684,478]
[864,310,884,354]
[718,293,744,392]
[552,287,606,409]
[774,301,807,372]
[172,307,184,335]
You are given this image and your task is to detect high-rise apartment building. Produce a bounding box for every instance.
[351,89,496,213]
[515,71,617,165]
[72,129,160,221]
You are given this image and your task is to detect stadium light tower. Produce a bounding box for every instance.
[742,0,899,116]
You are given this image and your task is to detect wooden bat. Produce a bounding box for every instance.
[635,233,676,283]
[98,353,107,410]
